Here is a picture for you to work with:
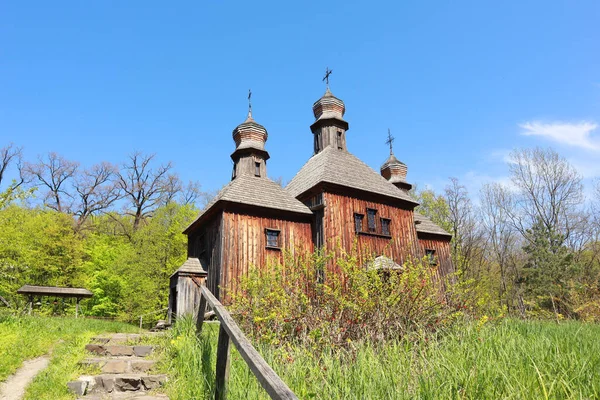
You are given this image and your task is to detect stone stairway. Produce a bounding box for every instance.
[67,333,168,400]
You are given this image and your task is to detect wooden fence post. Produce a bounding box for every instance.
[196,296,207,337]
[215,324,231,400]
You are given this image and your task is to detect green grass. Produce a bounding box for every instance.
[0,314,138,399]
[159,318,600,399]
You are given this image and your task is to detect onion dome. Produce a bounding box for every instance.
[230,108,270,180]
[311,88,348,130]
[232,111,269,153]
[381,153,411,191]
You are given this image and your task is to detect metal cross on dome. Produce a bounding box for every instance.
[323,67,333,87]
[385,128,395,155]
[248,89,252,116]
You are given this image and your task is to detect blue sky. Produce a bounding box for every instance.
[1,1,599,199]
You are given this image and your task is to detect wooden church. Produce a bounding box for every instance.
[170,80,453,313]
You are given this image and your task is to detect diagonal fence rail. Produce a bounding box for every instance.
[196,285,298,400]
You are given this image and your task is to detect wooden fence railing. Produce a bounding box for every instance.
[196,285,298,400]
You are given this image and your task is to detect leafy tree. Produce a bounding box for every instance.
[413,188,452,232]
[117,202,196,319]
[521,218,576,318]
[0,206,85,308]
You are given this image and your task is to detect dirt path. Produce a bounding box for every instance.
[0,356,50,400]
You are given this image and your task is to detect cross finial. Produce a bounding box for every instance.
[385,128,395,155]
[247,89,252,118]
[323,67,333,88]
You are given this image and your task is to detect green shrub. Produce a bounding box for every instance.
[231,248,465,349]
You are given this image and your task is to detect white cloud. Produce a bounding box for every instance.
[519,121,600,151]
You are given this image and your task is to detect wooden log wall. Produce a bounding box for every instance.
[188,215,223,299]
[322,192,420,273]
[417,235,454,280]
[220,212,313,303]
[175,275,203,318]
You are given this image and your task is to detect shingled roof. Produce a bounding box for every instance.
[286,146,418,205]
[414,212,452,238]
[185,175,312,233]
[17,285,93,298]
[170,257,207,278]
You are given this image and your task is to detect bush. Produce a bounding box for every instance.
[231,248,465,350]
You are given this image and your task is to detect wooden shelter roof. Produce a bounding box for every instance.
[285,146,419,205]
[17,285,93,298]
[185,175,312,233]
[170,257,207,278]
[414,212,452,238]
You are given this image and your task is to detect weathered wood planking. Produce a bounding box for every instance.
[219,211,312,303]
[215,324,231,400]
[197,286,299,400]
[174,275,203,319]
[188,214,223,299]
[321,191,420,272]
[417,235,454,281]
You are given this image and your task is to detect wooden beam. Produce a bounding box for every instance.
[196,295,206,337]
[200,286,298,400]
[215,324,231,400]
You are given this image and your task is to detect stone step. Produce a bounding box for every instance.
[78,393,169,399]
[90,333,164,345]
[85,344,154,357]
[68,374,167,397]
[80,357,156,374]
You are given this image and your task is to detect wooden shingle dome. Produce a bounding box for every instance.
[232,112,269,152]
[230,110,270,180]
[310,88,350,154]
[380,152,412,192]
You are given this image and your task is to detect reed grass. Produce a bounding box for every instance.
[161,317,600,400]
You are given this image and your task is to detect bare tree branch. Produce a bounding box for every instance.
[117,152,172,230]
[179,180,203,206]
[24,152,78,212]
[0,143,25,189]
[72,162,121,230]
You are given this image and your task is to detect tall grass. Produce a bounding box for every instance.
[0,314,138,397]
[161,317,600,399]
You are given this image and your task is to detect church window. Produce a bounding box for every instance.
[265,228,280,249]
[381,218,391,236]
[367,209,377,232]
[232,164,236,180]
[425,249,437,265]
[255,162,261,177]
[354,213,364,233]
[337,131,343,149]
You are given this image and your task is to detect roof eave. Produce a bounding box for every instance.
[310,117,349,132]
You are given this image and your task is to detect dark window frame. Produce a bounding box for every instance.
[254,161,261,177]
[425,249,437,265]
[380,218,391,236]
[367,208,377,232]
[354,213,364,233]
[337,131,343,149]
[265,228,281,249]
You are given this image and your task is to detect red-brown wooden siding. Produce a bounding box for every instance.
[322,192,420,271]
[220,211,313,303]
[417,236,453,277]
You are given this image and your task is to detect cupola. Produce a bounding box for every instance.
[230,97,270,180]
[310,69,349,154]
[380,130,412,193]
